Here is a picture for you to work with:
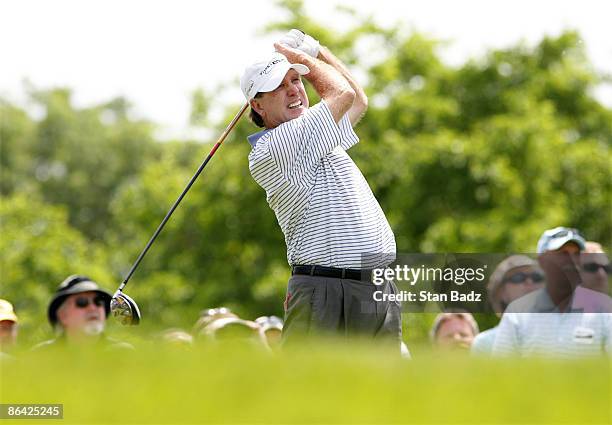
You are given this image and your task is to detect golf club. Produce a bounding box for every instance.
[111,102,249,325]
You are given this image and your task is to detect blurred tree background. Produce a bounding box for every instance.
[1,0,610,344]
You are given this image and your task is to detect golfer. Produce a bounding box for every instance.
[241,30,401,344]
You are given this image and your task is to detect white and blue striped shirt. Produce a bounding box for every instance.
[248,101,396,269]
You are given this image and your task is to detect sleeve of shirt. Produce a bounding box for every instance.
[338,112,360,151]
[266,101,359,186]
[491,313,520,356]
[248,134,285,197]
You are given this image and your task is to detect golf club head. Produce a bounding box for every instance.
[110,291,141,325]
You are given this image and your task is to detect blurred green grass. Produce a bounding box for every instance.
[1,343,610,424]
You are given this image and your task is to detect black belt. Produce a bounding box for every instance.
[292,265,372,281]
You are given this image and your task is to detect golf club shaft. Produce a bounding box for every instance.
[117,102,249,292]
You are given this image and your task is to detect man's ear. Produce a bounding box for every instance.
[250,98,265,117]
[56,302,68,328]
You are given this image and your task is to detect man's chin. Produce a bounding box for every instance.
[82,321,105,336]
[289,107,306,119]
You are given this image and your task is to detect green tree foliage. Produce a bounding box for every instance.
[1,0,610,338]
[1,88,160,240]
[0,193,111,337]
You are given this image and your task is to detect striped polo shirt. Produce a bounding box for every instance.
[492,287,611,358]
[248,101,396,269]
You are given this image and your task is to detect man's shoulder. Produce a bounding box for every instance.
[0,351,15,361]
[474,326,498,342]
[31,338,61,351]
[104,336,135,351]
[247,127,275,149]
[471,326,498,354]
[505,288,550,313]
[30,336,135,352]
[572,286,612,313]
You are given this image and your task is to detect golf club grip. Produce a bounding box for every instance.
[118,102,249,291]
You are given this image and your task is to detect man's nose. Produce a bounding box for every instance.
[86,302,101,311]
[287,84,299,96]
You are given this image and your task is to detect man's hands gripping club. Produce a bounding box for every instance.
[278,29,320,58]
[276,29,368,125]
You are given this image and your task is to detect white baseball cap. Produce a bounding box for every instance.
[240,52,309,101]
[536,226,586,254]
[0,299,18,323]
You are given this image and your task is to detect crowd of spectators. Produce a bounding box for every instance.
[431,226,610,357]
[1,227,609,360]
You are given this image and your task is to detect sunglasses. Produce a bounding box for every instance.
[75,295,105,309]
[582,263,612,274]
[503,272,545,284]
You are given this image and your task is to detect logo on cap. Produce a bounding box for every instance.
[259,59,283,76]
[246,80,255,97]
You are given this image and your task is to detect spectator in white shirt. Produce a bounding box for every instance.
[492,227,611,358]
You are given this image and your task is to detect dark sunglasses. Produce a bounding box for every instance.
[504,272,545,284]
[582,263,612,274]
[75,295,105,309]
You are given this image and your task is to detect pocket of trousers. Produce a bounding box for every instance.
[285,276,318,314]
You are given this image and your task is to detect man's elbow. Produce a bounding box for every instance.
[324,87,356,122]
[356,92,368,114]
[338,88,356,112]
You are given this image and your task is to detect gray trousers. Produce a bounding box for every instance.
[281,275,402,345]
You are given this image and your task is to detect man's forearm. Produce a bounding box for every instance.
[302,55,354,103]
[317,46,368,125]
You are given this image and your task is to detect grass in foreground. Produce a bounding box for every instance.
[1,341,610,424]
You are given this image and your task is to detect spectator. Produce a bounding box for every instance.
[160,328,194,348]
[471,255,544,355]
[493,227,611,357]
[584,241,603,253]
[580,242,610,294]
[430,311,479,351]
[0,299,18,357]
[255,316,283,350]
[193,307,238,335]
[33,275,132,351]
[201,317,270,350]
